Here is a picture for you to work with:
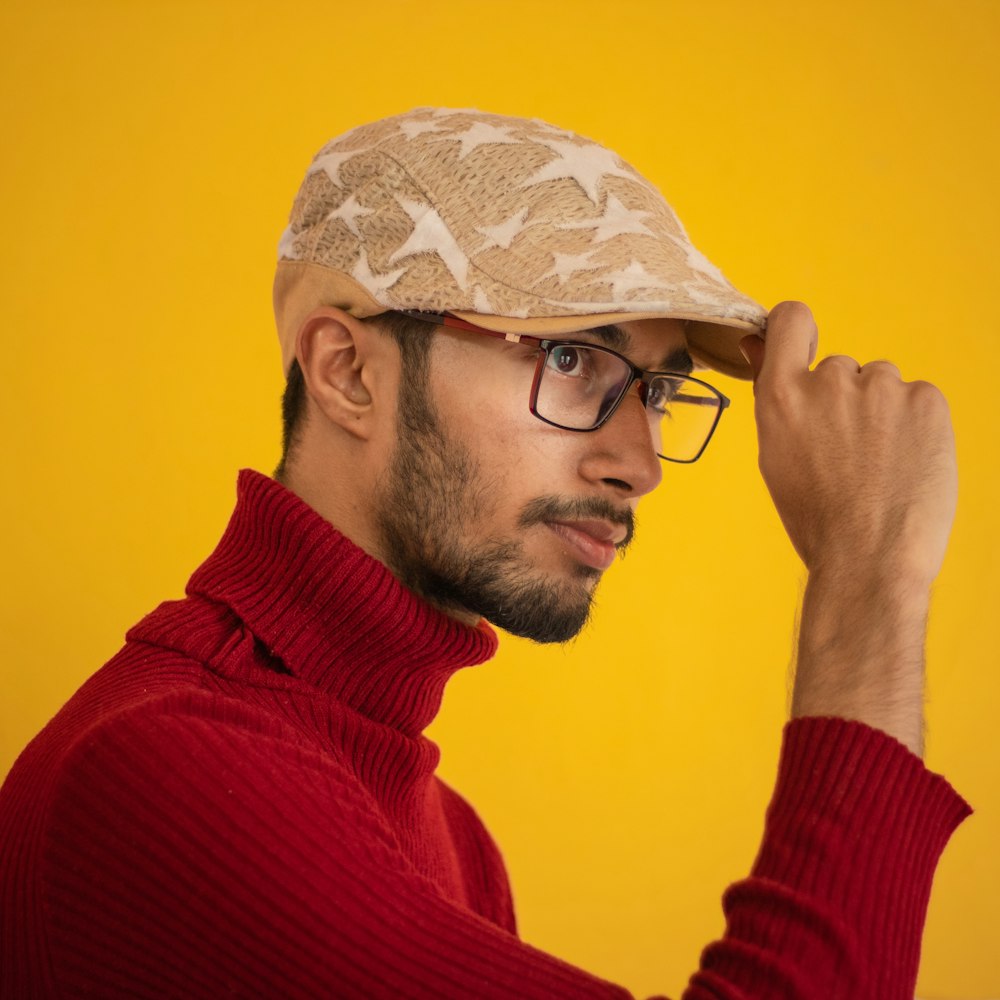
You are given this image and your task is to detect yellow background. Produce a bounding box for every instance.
[2,1,997,996]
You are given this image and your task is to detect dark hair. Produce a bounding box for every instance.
[273,311,435,482]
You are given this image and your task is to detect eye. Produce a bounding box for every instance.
[646,377,677,416]
[546,346,589,378]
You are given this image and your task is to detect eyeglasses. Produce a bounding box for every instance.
[396,311,731,463]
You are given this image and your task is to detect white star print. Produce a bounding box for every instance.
[601,260,668,301]
[388,198,471,290]
[398,118,450,141]
[686,284,727,306]
[530,118,576,138]
[277,225,299,260]
[521,139,642,205]
[557,194,656,243]
[440,121,522,160]
[534,249,603,285]
[666,233,726,283]
[471,284,493,313]
[431,107,482,117]
[351,249,406,300]
[474,207,530,251]
[325,193,373,238]
[308,149,361,188]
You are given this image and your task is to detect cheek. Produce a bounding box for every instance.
[467,412,573,523]
[430,354,583,508]
[431,363,526,460]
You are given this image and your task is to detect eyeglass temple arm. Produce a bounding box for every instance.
[397,310,543,346]
[672,392,731,409]
[400,311,729,407]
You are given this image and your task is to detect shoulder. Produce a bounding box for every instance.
[54,685,370,805]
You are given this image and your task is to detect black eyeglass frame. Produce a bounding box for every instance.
[396,310,731,464]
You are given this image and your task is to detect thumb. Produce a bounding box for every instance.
[754,301,819,383]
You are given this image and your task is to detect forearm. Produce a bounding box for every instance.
[792,561,930,757]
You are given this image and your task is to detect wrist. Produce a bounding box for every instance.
[791,566,931,757]
[804,556,933,621]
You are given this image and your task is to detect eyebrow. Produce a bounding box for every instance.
[583,324,695,376]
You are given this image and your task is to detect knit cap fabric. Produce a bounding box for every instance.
[274,108,766,378]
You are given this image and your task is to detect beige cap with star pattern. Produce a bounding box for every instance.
[274,108,766,379]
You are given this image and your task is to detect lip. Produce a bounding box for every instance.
[546,519,625,572]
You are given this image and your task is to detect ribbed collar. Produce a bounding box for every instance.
[184,469,497,736]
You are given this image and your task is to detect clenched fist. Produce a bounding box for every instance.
[740,300,957,585]
[739,301,957,756]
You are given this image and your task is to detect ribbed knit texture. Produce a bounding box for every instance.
[0,470,971,998]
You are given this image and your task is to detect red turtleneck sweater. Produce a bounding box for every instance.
[0,470,971,998]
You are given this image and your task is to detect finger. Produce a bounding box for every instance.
[756,301,818,384]
[814,354,861,374]
[860,359,902,380]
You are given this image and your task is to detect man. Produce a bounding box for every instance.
[0,108,969,998]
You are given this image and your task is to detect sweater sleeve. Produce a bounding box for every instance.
[685,717,971,999]
[39,705,969,1000]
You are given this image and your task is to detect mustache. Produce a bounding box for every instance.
[518,496,636,553]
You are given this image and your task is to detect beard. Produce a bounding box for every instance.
[372,374,634,644]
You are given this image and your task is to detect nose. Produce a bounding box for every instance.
[578,382,663,498]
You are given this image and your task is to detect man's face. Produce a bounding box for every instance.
[372,319,688,643]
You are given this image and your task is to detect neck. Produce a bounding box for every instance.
[185,469,499,735]
[280,445,383,560]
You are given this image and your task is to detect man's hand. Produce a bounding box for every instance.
[740,301,958,756]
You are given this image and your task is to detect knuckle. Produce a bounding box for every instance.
[861,359,901,378]
[813,354,859,375]
[754,383,800,428]
[909,377,941,395]
[767,381,797,408]
[909,379,949,409]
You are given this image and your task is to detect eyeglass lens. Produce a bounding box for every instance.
[535,344,722,462]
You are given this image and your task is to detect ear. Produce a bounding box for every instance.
[294,307,384,440]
